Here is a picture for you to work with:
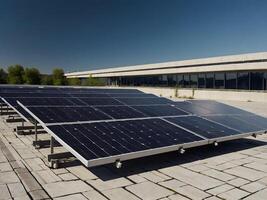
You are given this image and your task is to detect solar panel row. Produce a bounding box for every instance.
[1,86,267,168]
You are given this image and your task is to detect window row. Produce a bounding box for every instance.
[113,71,267,90]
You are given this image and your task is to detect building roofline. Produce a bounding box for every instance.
[65,52,267,78]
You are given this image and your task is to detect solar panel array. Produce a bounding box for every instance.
[1,86,267,167]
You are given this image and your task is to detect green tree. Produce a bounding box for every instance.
[67,78,81,86]
[0,68,7,83]
[7,65,24,84]
[82,77,105,86]
[41,75,53,85]
[52,68,66,85]
[23,67,41,85]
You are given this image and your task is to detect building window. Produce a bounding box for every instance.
[264,72,267,90]
[206,73,214,88]
[215,73,225,89]
[177,74,183,87]
[225,72,237,89]
[183,74,190,88]
[250,72,264,90]
[237,72,249,90]
[198,74,205,88]
[190,74,198,88]
[167,75,177,86]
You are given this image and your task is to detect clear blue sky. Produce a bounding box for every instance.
[1,0,267,74]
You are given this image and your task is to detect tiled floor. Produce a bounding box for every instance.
[0,100,267,200]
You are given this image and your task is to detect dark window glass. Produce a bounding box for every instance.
[167,75,177,86]
[198,74,205,88]
[237,72,249,90]
[190,74,198,88]
[177,74,183,88]
[215,73,225,89]
[158,75,168,86]
[206,73,214,88]
[183,74,190,88]
[264,72,267,90]
[225,72,237,89]
[250,72,264,90]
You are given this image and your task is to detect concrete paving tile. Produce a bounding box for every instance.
[159,166,223,190]
[201,169,235,182]
[243,188,267,200]
[244,162,267,172]
[14,195,31,200]
[83,190,108,200]
[33,169,61,184]
[103,188,140,200]
[43,180,93,198]
[241,181,266,193]
[158,179,186,191]
[29,189,50,200]
[52,168,68,175]
[228,178,250,187]
[87,178,133,191]
[206,184,234,195]
[188,164,210,172]
[139,171,170,183]
[172,185,210,200]
[127,174,147,183]
[16,171,42,191]
[224,166,266,181]
[258,177,267,185]
[0,162,12,172]
[67,166,97,180]
[7,182,27,198]
[208,162,237,171]
[0,184,11,199]
[58,173,78,181]
[204,197,222,200]
[218,188,249,200]
[126,181,173,200]
[0,171,20,184]
[54,193,88,200]
[168,194,190,200]
[24,158,46,171]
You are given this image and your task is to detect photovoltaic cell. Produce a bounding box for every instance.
[165,116,241,139]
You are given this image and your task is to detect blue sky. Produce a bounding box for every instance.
[0,0,267,74]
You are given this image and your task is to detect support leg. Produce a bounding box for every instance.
[34,120,39,149]
[50,136,54,154]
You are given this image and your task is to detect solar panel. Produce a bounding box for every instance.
[116,97,172,105]
[15,97,86,106]
[25,106,112,123]
[165,116,241,139]
[132,105,189,117]
[188,100,252,115]
[80,98,123,106]
[204,115,267,133]
[47,118,205,166]
[175,101,212,115]
[95,106,146,119]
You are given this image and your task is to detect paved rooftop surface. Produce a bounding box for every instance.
[0,100,267,200]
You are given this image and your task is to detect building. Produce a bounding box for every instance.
[65,52,267,101]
